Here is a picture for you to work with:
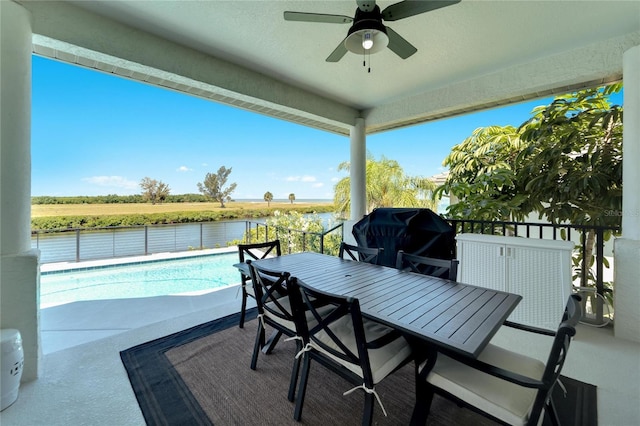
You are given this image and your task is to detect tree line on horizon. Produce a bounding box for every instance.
[33,165,303,208]
[32,166,242,206]
[31,193,211,205]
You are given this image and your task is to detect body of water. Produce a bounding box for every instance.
[40,252,240,308]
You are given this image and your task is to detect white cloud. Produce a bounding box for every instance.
[312,182,324,188]
[177,166,193,172]
[82,176,138,190]
[286,175,318,182]
[331,177,340,182]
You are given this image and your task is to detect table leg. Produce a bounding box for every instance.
[409,343,438,426]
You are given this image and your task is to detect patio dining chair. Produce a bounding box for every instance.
[237,239,281,328]
[395,250,459,281]
[288,277,414,426]
[247,260,300,402]
[338,242,381,265]
[420,294,582,426]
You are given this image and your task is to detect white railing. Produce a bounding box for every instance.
[32,221,248,264]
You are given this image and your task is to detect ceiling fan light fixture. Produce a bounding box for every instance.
[362,32,373,50]
[344,19,388,55]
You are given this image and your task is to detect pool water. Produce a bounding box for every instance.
[40,253,240,308]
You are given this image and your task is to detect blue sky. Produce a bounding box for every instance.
[31,55,621,200]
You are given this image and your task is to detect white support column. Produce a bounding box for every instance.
[350,118,366,220]
[0,1,41,380]
[614,44,640,342]
[621,45,640,241]
[342,118,367,245]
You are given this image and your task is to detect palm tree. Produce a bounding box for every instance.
[333,154,439,218]
[264,191,273,207]
[288,193,295,204]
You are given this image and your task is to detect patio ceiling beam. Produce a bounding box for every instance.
[22,0,359,136]
[363,31,639,133]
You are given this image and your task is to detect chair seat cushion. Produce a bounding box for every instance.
[244,284,255,297]
[264,297,325,332]
[312,317,412,384]
[427,343,545,426]
[264,297,296,330]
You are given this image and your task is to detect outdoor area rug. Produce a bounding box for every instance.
[120,310,597,426]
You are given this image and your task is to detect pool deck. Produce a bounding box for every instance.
[40,247,244,353]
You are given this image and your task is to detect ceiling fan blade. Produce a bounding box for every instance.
[382,0,461,22]
[284,11,353,24]
[326,40,349,62]
[386,27,417,59]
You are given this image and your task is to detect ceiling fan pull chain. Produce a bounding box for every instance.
[362,51,371,73]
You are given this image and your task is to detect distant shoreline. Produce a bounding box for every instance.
[31,201,334,219]
[234,198,332,203]
[31,195,334,205]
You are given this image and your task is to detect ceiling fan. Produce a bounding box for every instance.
[284,0,461,62]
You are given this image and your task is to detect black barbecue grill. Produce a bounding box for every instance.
[352,208,456,275]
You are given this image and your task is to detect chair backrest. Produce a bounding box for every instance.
[288,277,375,384]
[247,260,294,325]
[238,239,281,263]
[529,294,582,425]
[238,240,281,286]
[395,250,459,281]
[338,242,380,265]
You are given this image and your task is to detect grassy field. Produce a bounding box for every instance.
[31,201,333,218]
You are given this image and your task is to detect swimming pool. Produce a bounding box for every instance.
[40,253,240,308]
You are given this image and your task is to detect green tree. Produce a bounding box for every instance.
[437,85,623,296]
[517,85,622,296]
[436,125,528,221]
[139,177,171,205]
[437,85,622,227]
[517,85,622,228]
[197,166,237,208]
[334,154,439,218]
[264,191,273,207]
[156,182,170,204]
[289,193,295,204]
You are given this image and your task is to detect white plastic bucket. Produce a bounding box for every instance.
[1,329,24,411]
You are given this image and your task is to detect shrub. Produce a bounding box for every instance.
[31,205,336,231]
[237,210,343,255]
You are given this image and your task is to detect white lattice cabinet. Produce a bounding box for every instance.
[456,234,574,330]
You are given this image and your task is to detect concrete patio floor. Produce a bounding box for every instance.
[1,264,638,425]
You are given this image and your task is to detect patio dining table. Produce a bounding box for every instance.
[235,251,521,423]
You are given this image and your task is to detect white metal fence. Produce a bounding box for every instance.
[32,221,248,264]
